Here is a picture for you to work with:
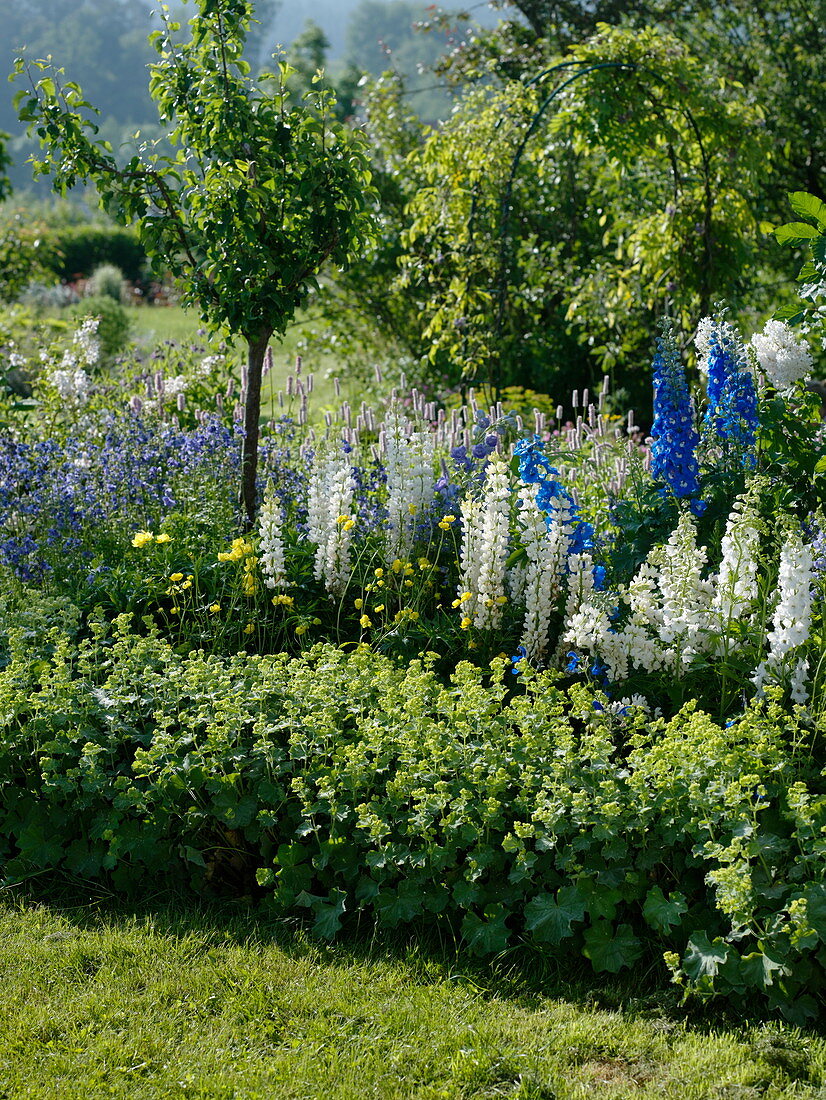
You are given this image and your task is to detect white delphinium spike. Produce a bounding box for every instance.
[713,496,761,632]
[258,482,288,589]
[564,602,630,682]
[753,532,814,705]
[384,405,436,563]
[458,456,512,630]
[650,512,714,668]
[307,447,356,596]
[517,481,570,662]
[750,320,813,391]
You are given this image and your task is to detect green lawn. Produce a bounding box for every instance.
[1,897,823,1099]
[128,304,360,413]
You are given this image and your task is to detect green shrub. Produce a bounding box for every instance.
[0,611,823,1021]
[44,224,146,284]
[68,295,131,362]
[86,262,127,303]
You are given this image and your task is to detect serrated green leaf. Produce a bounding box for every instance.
[525,885,586,944]
[683,932,730,981]
[461,904,510,955]
[582,921,642,973]
[740,950,788,990]
[643,886,688,933]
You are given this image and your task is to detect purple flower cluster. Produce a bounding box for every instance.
[0,413,241,580]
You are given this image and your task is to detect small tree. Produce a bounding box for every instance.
[14,0,376,523]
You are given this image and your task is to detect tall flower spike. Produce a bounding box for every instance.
[258,480,288,589]
[650,319,701,499]
[701,321,758,469]
[753,530,814,706]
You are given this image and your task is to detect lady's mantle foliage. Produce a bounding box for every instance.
[1,611,825,1022]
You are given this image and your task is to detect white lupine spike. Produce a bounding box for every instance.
[307,446,356,595]
[517,482,571,663]
[458,456,511,630]
[258,482,288,589]
[384,404,436,563]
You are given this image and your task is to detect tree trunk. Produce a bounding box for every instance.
[240,327,272,528]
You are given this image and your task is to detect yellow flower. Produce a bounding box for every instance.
[404,579,412,588]
[354,598,364,610]
[461,591,472,603]
[209,603,221,613]
[408,503,417,516]
[404,565,414,576]
[170,572,184,582]
[272,594,294,607]
[336,514,350,525]
[374,567,384,578]
[376,579,385,588]
[391,559,404,573]
[418,557,431,571]
[343,519,355,531]
[360,614,371,629]
[217,551,233,562]
[131,531,154,548]
[244,622,255,634]
[460,617,472,630]
[409,611,419,621]
[155,533,171,545]
[312,617,322,626]
[170,606,180,615]
[438,514,456,531]
[374,604,385,613]
[295,623,309,636]
[495,595,508,605]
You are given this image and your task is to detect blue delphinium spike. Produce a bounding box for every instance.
[650,320,701,499]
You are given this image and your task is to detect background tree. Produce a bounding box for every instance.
[14,0,376,523]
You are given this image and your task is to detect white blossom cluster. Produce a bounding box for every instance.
[694,316,740,373]
[516,482,572,662]
[753,532,814,705]
[49,364,91,405]
[73,318,100,369]
[713,497,761,634]
[257,483,288,589]
[564,513,715,681]
[384,407,436,563]
[307,448,356,596]
[750,320,813,391]
[458,456,511,630]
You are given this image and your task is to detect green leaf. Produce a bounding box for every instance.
[775,221,818,245]
[582,921,642,973]
[740,950,787,990]
[643,886,688,933]
[788,191,826,229]
[683,932,730,981]
[525,885,586,944]
[461,904,510,955]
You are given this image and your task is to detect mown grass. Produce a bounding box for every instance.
[1,895,824,1100]
[128,304,358,413]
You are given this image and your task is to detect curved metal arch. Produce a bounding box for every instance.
[461,57,715,394]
